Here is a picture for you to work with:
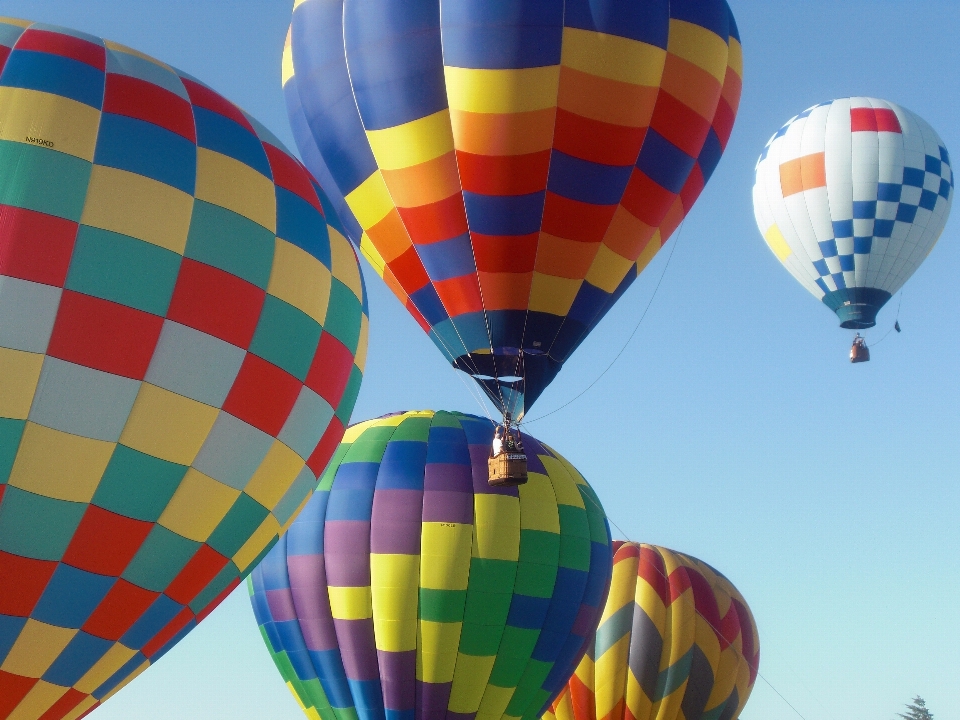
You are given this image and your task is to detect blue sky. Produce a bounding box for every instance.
[4,1,959,718]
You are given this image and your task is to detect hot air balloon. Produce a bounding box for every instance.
[543,542,759,720]
[0,18,368,719]
[753,98,953,357]
[249,410,613,720]
[285,0,743,421]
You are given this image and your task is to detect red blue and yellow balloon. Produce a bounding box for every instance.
[543,542,759,720]
[0,18,367,719]
[250,410,612,720]
[284,0,743,419]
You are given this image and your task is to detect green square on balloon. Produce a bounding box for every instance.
[249,295,322,381]
[65,226,182,317]
[0,140,92,222]
[513,559,558,599]
[322,278,362,353]
[341,425,394,464]
[92,444,187,523]
[507,666,551,716]
[0,419,25,484]
[206,493,270,559]
[334,365,363,426]
[0,486,85,561]
[122,525,199,592]
[184,200,275,289]
[458,621,504,656]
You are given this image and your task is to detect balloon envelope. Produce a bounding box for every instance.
[249,410,613,720]
[286,0,743,418]
[0,18,367,719]
[543,542,759,720]
[753,98,953,329]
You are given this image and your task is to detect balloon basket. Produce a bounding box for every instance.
[488,454,528,487]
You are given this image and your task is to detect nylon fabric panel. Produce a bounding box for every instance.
[286,0,742,418]
[250,410,612,720]
[0,18,368,719]
[542,543,760,720]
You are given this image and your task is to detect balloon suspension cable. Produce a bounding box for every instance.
[360,253,499,426]
[579,493,812,720]
[866,290,904,349]
[521,220,686,427]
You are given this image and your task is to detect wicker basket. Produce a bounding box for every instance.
[488,452,528,487]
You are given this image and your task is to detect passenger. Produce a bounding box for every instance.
[492,427,503,457]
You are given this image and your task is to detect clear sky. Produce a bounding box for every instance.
[3,1,958,718]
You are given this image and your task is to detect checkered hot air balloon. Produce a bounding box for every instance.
[542,542,760,720]
[753,98,953,329]
[0,18,368,719]
[249,410,613,720]
[283,0,743,420]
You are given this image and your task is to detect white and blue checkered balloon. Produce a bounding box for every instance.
[753,98,952,329]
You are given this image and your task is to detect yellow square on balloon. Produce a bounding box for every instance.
[0,619,76,678]
[0,347,43,420]
[119,383,219,465]
[8,422,115,503]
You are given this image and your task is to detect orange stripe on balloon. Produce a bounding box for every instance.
[449,108,556,156]
[534,234,601,279]
[367,208,413,263]
[433,274,484,315]
[380,152,462,207]
[659,53,722,123]
[557,66,659,128]
[478,270,533,311]
[607,213,654,259]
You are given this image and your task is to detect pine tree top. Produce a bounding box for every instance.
[898,696,933,720]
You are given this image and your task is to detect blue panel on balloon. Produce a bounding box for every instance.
[440,0,563,69]
[463,191,546,236]
[547,152,633,205]
[194,107,272,178]
[637,130,696,195]
[1,50,104,108]
[377,441,428,489]
[95,113,196,194]
[32,564,115,628]
[564,0,669,47]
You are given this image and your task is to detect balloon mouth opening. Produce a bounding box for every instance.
[839,315,877,330]
[822,288,891,330]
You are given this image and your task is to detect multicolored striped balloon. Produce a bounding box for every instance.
[753,98,953,329]
[285,0,743,419]
[543,542,759,720]
[249,410,613,720]
[0,18,367,719]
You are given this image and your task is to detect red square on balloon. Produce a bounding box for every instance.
[82,579,159,641]
[0,204,79,287]
[46,291,164,380]
[305,331,354,408]
[307,417,345,477]
[164,545,229,605]
[222,353,301,436]
[62,506,153,577]
[0,551,57,617]
[166,259,265,349]
[0,672,37,718]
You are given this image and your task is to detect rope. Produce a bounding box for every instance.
[866,290,904,349]
[522,221,685,426]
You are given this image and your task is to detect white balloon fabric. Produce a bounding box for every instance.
[753,98,953,328]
